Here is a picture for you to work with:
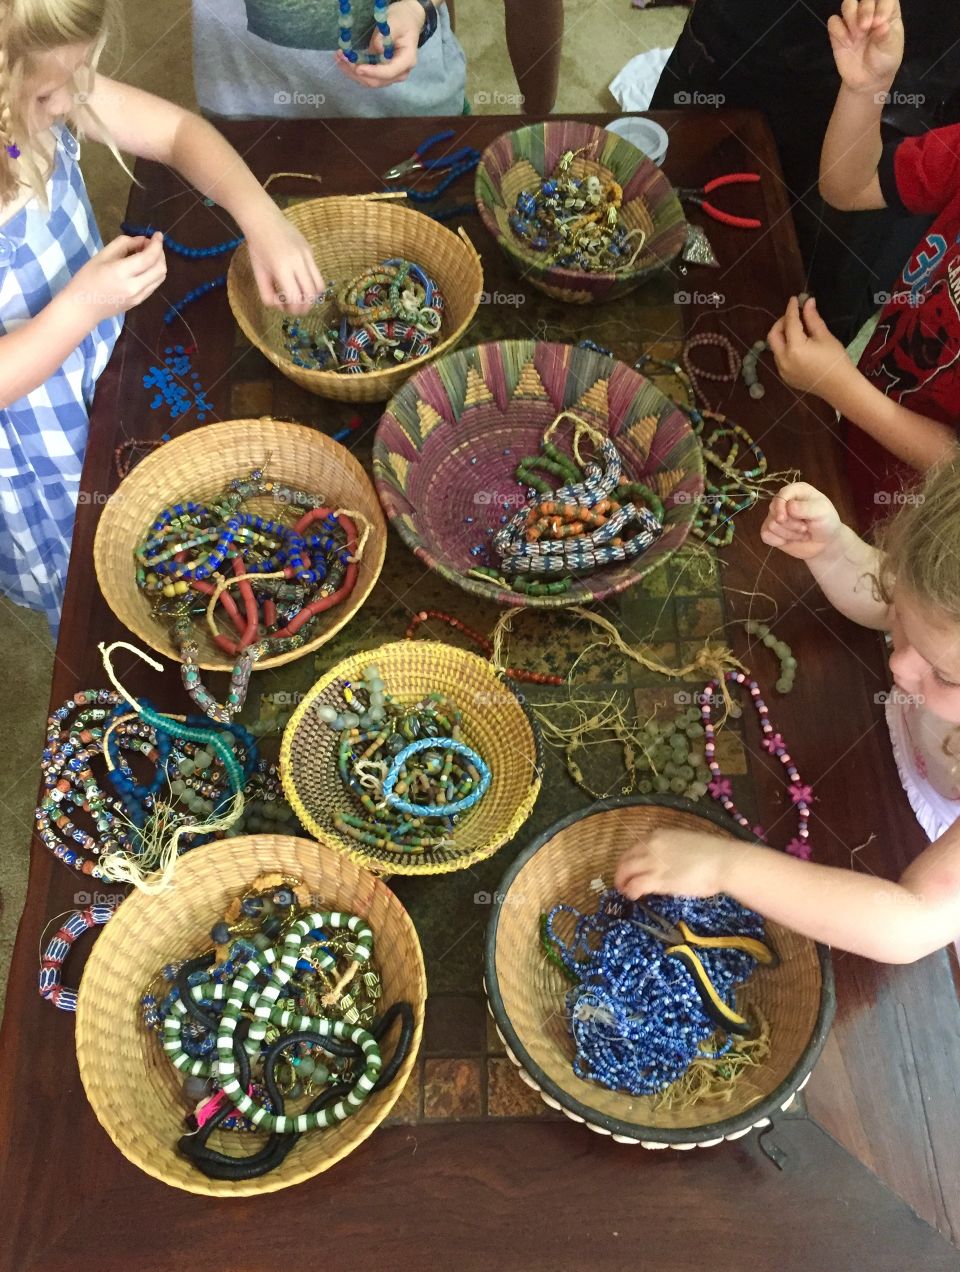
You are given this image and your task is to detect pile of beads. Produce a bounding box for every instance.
[628,706,711,799]
[38,901,117,1012]
[317,664,491,853]
[143,346,215,423]
[135,468,361,722]
[744,619,796,693]
[143,874,414,1179]
[508,150,643,272]
[544,890,765,1095]
[700,670,812,859]
[281,258,443,375]
[35,690,299,882]
[741,339,768,400]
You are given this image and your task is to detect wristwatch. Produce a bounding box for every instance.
[409,0,439,47]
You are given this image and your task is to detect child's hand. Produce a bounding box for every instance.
[63,231,167,322]
[615,830,736,901]
[335,0,426,87]
[766,295,854,406]
[827,0,904,96]
[245,211,325,315]
[760,482,844,560]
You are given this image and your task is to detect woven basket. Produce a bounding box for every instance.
[75,834,426,1196]
[475,121,687,304]
[280,640,542,875]
[93,418,386,671]
[227,196,484,403]
[374,339,704,608]
[485,797,835,1147]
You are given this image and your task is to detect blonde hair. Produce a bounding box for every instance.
[0,0,131,208]
[875,450,960,622]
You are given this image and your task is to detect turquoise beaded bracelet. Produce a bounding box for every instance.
[382,737,491,817]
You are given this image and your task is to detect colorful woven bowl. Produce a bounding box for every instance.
[228,196,484,403]
[485,798,835,1147]
[280,640,542,876]
[475,120,687,304]
[94,417,386,672]
[75,835,426,1196]
[373,340,704,608]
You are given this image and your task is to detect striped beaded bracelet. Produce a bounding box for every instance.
[38,903,117,1011]
[382,736,491,816]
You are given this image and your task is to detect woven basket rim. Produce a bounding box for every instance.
[373,339,705,609]
[474,121,687,286]
[226,196,483,389]
[484,794,836,1142]
[279,641,544,875]
[92,417,387,672]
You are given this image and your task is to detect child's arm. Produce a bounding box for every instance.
[78,80,323,314]
[760,482,891,629]
[819,0,904,210]
[768,296,957,473]
[615,820,960,964]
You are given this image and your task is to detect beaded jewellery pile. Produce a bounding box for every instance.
[469,413,664,598]
[280,258,443,375]
[508,149,646,273]
[136,468,364,723]
[141,874,414,1181]
[316,663,491,854]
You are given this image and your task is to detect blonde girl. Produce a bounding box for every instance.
[616,455,960,964]
[0,0,323,635]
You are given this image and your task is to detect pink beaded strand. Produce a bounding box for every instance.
[700,670,811,859]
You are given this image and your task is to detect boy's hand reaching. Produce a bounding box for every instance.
[761,482,844,560]
[244,210,326,315]
[767,295,854,407]
[828,0,904,96]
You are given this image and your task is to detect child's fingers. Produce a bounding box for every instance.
[782,295,804,345]
[858,0,877,30]
[800,295,830,339]
[766,317,786,357]
[840,0,863,37]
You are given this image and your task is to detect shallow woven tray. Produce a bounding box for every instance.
[374,339,704,608]
[485,797,834,1147]
[280,640,542,875]
[76,834,426,1196]
[94,417,386,671]
[475,120,687,304]
[228,195,484,402]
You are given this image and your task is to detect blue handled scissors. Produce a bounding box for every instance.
[383,129,481,203]
[630,902,778,1035]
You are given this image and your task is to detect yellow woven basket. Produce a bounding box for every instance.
[227,195,484,402]
[76,834,426,1196]
[485,798,835,1148]
[281,640,542,876]
[93,417,386,671]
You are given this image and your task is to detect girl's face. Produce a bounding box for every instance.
[890,585,960,722]
[24,43,94,134]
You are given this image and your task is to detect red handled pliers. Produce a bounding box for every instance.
[677,172,762,230]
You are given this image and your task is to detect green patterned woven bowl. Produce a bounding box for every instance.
[474,120,687,304]
[373,339,705,609]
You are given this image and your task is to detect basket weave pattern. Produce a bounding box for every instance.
[76,834,426,1196]
[228,196,484,402]
[475,121,686,305]
[94,418,386,671]
[374,340,704,608]
[486,800,833,1145]
[280,640,542,875]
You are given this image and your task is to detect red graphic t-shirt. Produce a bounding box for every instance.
[847,125,960,527]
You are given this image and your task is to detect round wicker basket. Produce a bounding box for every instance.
[374,339,704,608]
[75,834,426,1196]
[485,797,834,1147]
[227,196,484,402]
[93,417,386,671]
[475,120,687,304]
[280,640,542,875]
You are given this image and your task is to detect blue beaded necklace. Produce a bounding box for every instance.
[121,222,244,259]
[338,0,394,63]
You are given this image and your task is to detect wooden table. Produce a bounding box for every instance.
[2,112,958,1272]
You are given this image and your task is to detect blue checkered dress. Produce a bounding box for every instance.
[0,125,123,635]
